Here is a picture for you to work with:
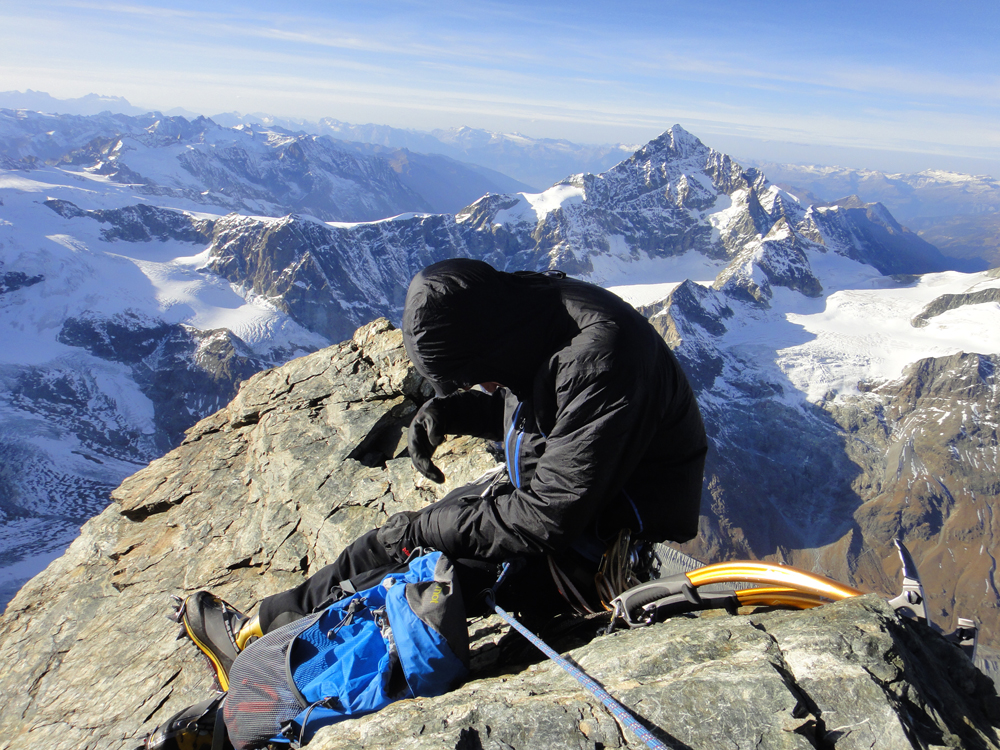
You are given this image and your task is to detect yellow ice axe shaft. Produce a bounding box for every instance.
[734,587,833,609]
[687,561,863,602]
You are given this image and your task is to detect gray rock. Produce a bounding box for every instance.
[309,597,1000,750]
[0,266,43,295]
[911,287,1000,327]
[1,319,997,750]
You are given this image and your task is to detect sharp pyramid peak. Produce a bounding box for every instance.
[635,124,710,163]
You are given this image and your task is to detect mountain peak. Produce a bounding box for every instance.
[631,125,710,165]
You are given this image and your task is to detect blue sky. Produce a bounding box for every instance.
[2,0,998,174]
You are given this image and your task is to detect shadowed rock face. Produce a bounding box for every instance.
[1,319,998,750]
[832,352,1000,645]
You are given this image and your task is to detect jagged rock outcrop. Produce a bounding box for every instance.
[911,287,1000,327]
[0,319,496,749]
[1,319,998,750]
[308,596,1000,750]
[0,267,43,295]
[44,199,216,244]
[0,320,1000,750]
[745,161,1000,270]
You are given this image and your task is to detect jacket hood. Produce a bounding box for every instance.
[402,259,573,398]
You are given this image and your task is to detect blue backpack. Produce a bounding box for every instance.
[223,551,470,749]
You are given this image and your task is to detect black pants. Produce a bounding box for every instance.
[257,528,600,633]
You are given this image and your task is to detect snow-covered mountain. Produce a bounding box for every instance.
[0,108,534,220]
[189,127,955,345]
[749,161,1000,270]
[2,121,997,646]
[213,113,635,191]
[2,109,434,222]
[2,90,639,192]
[749,162,1000,222]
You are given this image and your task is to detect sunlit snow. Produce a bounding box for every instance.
[609,247,1000,404]
[779,270,1000,401]
[0,169,328,366]
[493,183,585,225]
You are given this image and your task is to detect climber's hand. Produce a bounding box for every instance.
[407,399,446,483]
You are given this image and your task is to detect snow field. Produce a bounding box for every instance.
[608,244,1000,405]
[0,172,327,361]
[493,183,586,226]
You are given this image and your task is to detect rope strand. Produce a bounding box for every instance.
[485,590,669,750]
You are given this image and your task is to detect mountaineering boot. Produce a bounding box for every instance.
[141,693,231,750]
[170,591,259,691]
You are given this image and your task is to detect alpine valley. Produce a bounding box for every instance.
[1,108,998,660]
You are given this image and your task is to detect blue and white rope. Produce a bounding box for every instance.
[485,591,669,750]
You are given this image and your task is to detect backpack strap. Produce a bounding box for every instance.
[212,697,230,750]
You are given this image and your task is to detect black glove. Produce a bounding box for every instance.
[407,391,505,483]
[407,399,448,483]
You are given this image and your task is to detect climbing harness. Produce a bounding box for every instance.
[595,529,642,609]
[547,529,644,615]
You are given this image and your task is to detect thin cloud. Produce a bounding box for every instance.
[2,0,997,174]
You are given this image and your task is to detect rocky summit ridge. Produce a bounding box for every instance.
[1,319,999,750]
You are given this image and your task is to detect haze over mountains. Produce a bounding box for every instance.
[0,101,998,653]
[0,90,634,194]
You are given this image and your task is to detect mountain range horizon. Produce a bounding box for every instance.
[3,87,998,182]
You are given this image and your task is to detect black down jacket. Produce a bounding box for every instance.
[400,259,707,562]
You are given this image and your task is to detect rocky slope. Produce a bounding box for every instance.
[1,319,997,750]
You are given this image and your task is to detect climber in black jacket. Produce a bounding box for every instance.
[178,259,708,684]
[398,258,706,559]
